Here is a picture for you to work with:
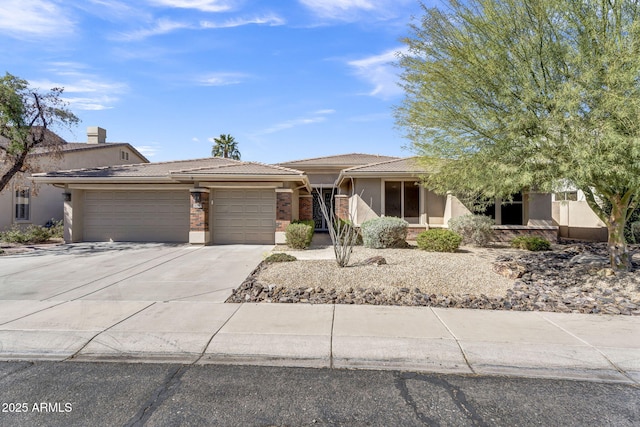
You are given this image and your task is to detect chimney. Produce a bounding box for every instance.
[87,126,107,144]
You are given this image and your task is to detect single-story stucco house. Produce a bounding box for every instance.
[34,152,561,245]
[0,127,148,231]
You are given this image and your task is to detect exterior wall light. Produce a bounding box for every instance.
[63,192,72,202]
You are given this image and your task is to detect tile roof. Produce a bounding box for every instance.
[341,157,427,174]
[36,157,305,179]
[278,153,400,167]
[38,157,238,178]
[175,162,305,176]
[1,133,148,162]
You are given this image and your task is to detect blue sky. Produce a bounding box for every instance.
[0,0,430,163]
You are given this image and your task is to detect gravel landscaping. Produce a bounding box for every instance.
[227,241,640,316]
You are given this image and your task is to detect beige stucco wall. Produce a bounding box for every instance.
[0,144,145,231]
[444,194,472,225]
[525,192,553,226]
[351,178,381,224]
[552,200,607,241]
[426,190,447,225]
[306,172,340,186]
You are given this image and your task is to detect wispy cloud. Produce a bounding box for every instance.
[115,18,192,41]
[0,0,75,40]
[135,145,159,157]
[117,14,284,41]
[30,64,129,111]
[299,0,373,20]
[347,48,406,98]
[146,0,239,12]
[258,110,335,135]
[299,0,412,22]
[200,14,285,29]
[197,72,249,86]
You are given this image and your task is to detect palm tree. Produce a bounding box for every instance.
[211,134,241,160]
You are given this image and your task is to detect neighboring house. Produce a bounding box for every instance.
[0,127,148,231]
[34,152,557,245]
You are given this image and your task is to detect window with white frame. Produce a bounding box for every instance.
[120,150,129,161]
[15,187,30,221]
[384,181,420,224]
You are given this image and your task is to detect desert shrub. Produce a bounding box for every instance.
[0,224,53,244]
[510,236,551,251]
[292,219,315,245]
[360,217,408,249]
[416,229,462,252]
[265,253,297,263]
[44,219,64,239]
[285,223,313,249]
[448,214,495,247]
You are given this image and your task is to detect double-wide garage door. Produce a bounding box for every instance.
[212,189,275,244]
[83,189,276,244]
[84,190,190,243]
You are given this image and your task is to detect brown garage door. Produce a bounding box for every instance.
[212,189,275,244]
[83,190,189,242]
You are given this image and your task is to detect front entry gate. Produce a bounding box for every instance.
[312,188,334,231]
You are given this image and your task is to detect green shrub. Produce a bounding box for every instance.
[360,217,408,248]
[448,214,495,247]
[416,229,462,252]
[45,219,64,239]
[510,236,551,251]
[265,253,297,263]
[285,223,313,249]
[0,224,53,244]
[292,219,315,245]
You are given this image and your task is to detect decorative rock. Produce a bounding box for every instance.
[225,242,639,316]
[353,256,387,266]
[570,254,608,265]
[492,261,526,279]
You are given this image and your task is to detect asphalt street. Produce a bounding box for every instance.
[0,361,638,427]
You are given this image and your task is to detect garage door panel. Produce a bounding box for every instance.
[212,189,275,244]
[84,190,189,243]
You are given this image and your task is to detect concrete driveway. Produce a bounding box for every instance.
[0,243,270,303]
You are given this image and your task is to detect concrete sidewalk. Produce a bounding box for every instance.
[0,300,637,384]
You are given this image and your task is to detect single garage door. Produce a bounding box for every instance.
[212,189,275,244]
[84,190,189,242]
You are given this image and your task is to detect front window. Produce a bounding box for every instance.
[15,187,30,221]
[384,181,420,224]
[482,193,524,225]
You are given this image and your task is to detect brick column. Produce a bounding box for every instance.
[189,188,210,244]
[275,189,293,244]
[334,194,349,221]
[299,195,313,221]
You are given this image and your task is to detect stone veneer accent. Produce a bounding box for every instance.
[276,189,293,232]
[334,195,349,221]
[299,195,313,221]
[189,190,209,232]
[492,225,559,243]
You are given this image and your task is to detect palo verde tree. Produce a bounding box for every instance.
[211,133,241,160]
[0,72,79,193]
[396,0,640,270]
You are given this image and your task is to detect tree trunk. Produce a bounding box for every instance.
[0,150,28,193]
[607,199,631,271]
